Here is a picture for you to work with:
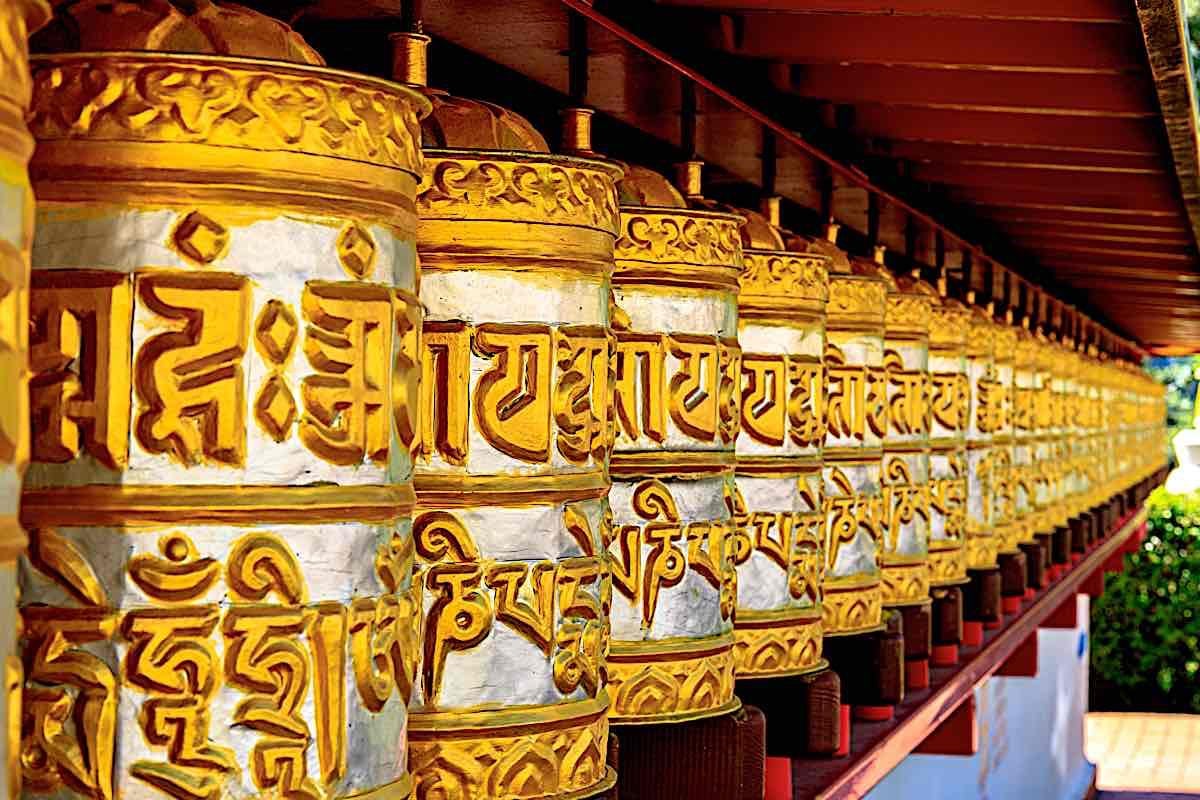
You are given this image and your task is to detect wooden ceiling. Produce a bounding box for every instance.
[289,0,1200,352]
[647,0,1200,350]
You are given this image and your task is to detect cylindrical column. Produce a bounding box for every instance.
[1012,325,1040,558]
[927,298,970,584]
[397,34,622,799]
[20,6,427,799]
[819,243,888,637]
[881,273,933,607]
[965,305,999,572]
[732,217,829,679]
[607,164,743,723]
[1031,333,1057,563]
[1,3,48,798]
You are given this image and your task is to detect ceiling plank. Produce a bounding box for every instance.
[653,0,1133,22]
[999,229,1192,247]
[726,15,1145,70]
[948,186,1180,213]
[908,163,1175,196]
[868,141,1166,171]
[1046,265,1200,282]
[790,65,1154,115]
[850,107,1163,153]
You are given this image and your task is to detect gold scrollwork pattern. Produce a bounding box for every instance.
[615,210,743,268]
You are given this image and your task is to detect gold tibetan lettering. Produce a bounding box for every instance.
[392,291,422,457]
[824,344,865,442]
[300,282,393,466]
[740,354,787,446]
[29,270,132,469]
[419,321,471,466]
[473,323,553,462]
[486,561,556,656]
[613,332,667,443]
[668,334,720,441]
[422,563,493,705]
[554,325,611,465]
[788,358,824,447]
[134,272,249,466]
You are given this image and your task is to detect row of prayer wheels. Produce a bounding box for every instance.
[0,3,1167,800]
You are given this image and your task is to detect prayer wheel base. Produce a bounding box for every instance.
[1070,515,1089,558]
[1021,540,1049,589]
[612,706,765,800]
[998,550,1028,600]
[932,585,964,655]
[1052,526,1072,571]
[964,567,1003,625]
[735,668,842,757]
[897,603,932,689]
[826,612,906,711]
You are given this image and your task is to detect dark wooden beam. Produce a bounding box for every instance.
[653,0,1133,23]
[850,107,1162,153]
[948,186,1180,213]
[908,163,1175,196]
[725,15,1145,70]
[1001,229,1191,247]
[791,64,1155,116]
[868,141,1167,172]
[1047,264,1200,281]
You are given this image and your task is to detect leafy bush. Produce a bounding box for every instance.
[1091,488,1200,712]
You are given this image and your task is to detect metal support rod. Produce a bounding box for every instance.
[761,125,776,196]
[568,10,588,105]
[680,75,698,158]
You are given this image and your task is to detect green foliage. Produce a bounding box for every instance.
[1145,356,1200,468]
[1091,488,1200,712]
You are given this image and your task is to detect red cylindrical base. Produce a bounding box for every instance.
[1002,596,1022,614]
[984,618,1003,630]
[1071,553,1083,565]
[765,757,791,800]
[906,659,930,690]
[931,644,959,667]
[836,704,851,757]
[963,621,984,647]
[854,705,895,722]
[1024,588,1036,601]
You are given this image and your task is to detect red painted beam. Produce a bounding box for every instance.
[727,15,1145,70]
[654,0,1134,22]
[1042,596,1079,629]
[997,632,1039,677]
[791,64,1155,115]
[914,696,978,756]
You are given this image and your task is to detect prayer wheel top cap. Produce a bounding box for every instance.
[617,164,688,208]
[736,206,786,251]
[420,91,550,151]
[32,0,324,63]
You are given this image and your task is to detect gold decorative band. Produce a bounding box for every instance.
[20,483,415,526]
[408,695,613,800]
[616,206,744,273]
[881,562,931,606]
[821,580,884,636]
[413,470,608,507]
[418,150,622,233]
[607,633,738,724]
[823,447,884,463]
[733,610,825,678]
[735,455,821,476]
[610,450,735,478]
[613,261,741,293]
[929,543,970,586]
[739,249,829,306]
[966,533,1000,570]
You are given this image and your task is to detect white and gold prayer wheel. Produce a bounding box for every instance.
[881,269,933,607]
[608,161,742,723]
[994,321,1021,556]
[394,34,620,798]
[927,293,970,586]
[730,204,829,678]
[1,2,49,797]
[19,4,427,799]
[815,233,887,636]
[1032,333,1057,542]
[965,304,1001,571]
[1011,324,1039,550]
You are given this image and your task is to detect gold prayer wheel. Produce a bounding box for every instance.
[608,161,743,723]
[965,304,1001,570]
[881,267,933,607]
[1032,332,1057,538]
[394,34,621,799]
[814,232,887,636]
[927,293,971,585]
[1011,324,1039,549]
[993,320,1020,555]
[730,204,829,678]
[1,3,49,798]
[19,4,427,799]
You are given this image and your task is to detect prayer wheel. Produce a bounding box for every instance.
[730,206,829,679]
[881,270,933,610]
[993,320,1020,559]
[1031,333,1057,563]
[818,235,887,637]
[1012,324,1040,566]
[1,3,49,797]
[965,304,1001,573]
[607,160,743,723]
[927,294,970,588]
[19,5,427,799]
[394,35,621,799]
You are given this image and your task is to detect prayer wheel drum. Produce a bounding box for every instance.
[927,296,971,587]
[608,164,743,723]
[731,209,829,679]
[397,34,622,800]
[19,4,428,799]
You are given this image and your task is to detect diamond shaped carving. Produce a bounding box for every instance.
[173,210,229,264]
[255,375,296,442]
[336,221,377,279]
[254,299,297,365]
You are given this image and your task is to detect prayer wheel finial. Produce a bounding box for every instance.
[390,30,430,88]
